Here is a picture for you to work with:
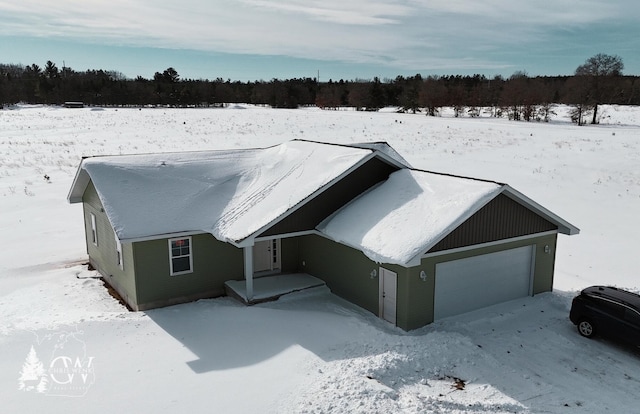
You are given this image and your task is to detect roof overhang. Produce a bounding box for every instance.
[500,186,580,235]
[67,162,91,203]
[236,150,386,247]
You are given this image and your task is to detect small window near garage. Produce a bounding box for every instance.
[169,237,193,276]
[115,235,123,270]
[90,213,98,246]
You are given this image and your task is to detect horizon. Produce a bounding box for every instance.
[1,1,639,82]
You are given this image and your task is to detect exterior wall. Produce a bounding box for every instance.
[80,177,560,328]
[280,237,301,273]
[132,234,244,310]
[402,232,559,331]
[296,232,558,331]
[82,182,138,308]
[298,234,381,316]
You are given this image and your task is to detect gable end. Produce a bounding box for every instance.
[258,156,399,237]
[427,193,557,253]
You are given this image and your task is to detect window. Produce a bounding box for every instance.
[169,237,192,275]
[90,213,98,246]
[115,235,123,270]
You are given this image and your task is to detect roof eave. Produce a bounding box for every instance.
[67,162,90,203]
[501,186,580,235]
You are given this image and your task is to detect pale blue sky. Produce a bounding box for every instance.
[1,0,638,81]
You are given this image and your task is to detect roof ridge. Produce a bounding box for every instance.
[408,168,506,186]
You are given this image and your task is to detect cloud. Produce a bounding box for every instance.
[0,0,636,73]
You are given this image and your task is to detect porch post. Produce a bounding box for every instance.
[243,246,254,301]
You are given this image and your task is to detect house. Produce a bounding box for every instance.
[67,139,579,331]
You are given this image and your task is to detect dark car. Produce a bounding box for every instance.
[569,286,640,346]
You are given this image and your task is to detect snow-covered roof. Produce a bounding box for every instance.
[69,139,578,265]
[346,141,412,168]
[318,169,579,266]
[68,140,376,243]
[317,170,502,266]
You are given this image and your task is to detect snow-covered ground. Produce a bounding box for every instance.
[1,104,639,413]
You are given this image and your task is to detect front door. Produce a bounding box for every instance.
[253,239,281,274]
[379,267,397,325]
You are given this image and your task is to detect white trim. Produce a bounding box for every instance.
[528,245,536,296]
[67,166,90,203]
[115,234,124,270]
[254,230,321,242]
[422,230,558,259]
[244,247,254,300]
[168,236,193,276]
[501,186,580,235]
[90,213,98,246]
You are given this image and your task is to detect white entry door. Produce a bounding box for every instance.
[434,245,534,320]
[379,267,397,325]
[253,239,281,273]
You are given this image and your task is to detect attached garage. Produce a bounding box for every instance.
[319,169,579,331]
[433,245,534,320]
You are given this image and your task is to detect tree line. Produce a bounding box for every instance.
[1,54,636,125]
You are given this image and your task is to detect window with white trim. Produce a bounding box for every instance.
[169,237,193,275]
[90,213,98,246]
[115,235,123,270]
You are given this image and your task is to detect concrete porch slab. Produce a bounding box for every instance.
[224,273,325,305]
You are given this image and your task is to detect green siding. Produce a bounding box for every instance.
[532,234,558,294]
[295,233,559,331]
[298,235,381,316]
[132,234,244,310]
[80,178,560,331]
[280,237,301,273]
[82,182,137,308]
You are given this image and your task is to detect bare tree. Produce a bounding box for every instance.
[575,53,624,124]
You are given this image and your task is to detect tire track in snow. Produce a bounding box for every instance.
[213,150,314,239]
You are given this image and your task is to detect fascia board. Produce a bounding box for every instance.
[121,230,209,244]
[67,163,90,203]
[370,149,409,169]
[501,186,580,235]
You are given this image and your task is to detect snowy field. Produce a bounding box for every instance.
[1,104,639,413]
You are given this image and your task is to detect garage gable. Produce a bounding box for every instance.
[427,193,557,253]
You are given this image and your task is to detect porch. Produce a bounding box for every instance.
[224,273,325,305]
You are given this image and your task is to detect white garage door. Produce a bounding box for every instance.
[434,245,534,320]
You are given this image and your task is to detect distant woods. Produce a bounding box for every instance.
[1,54,637,125]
